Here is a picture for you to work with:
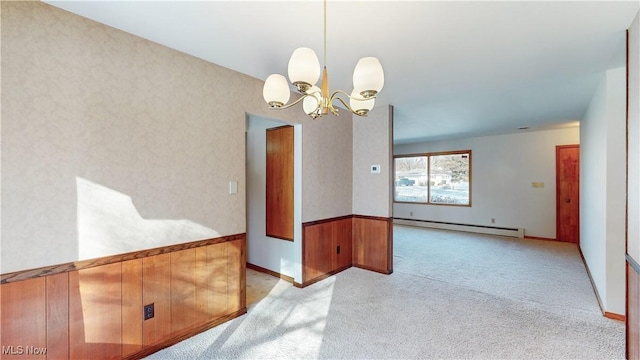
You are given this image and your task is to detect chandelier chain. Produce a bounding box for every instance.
[323,0,327,68]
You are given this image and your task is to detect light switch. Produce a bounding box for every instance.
[371,165,381,174]
[229,181,238,194]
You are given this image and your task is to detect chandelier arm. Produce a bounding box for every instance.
[269,93,313,110]
[332,94,364,117]
[331,89,376,102]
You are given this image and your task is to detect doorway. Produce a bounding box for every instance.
[556,145,580,243]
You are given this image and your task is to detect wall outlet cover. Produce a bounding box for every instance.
[144,303,155,320]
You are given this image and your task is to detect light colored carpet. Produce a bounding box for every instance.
[146,225,624,359]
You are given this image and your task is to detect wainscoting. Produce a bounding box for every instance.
[302,216,353,285]
[628,255,640,359]
[301,215,392,287]
[0,234,246,360]
[353,215,393,274]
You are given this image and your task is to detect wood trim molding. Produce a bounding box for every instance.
[578,248,606,314]
[604,312,626,322]
[247,262,295,284]
[1,233,245,284]
[299,265,352,288]
[302,214,354,227]
[353,263,393,275]
[352,214,391,222]
[580,247,627,321]
[524,236,558,242]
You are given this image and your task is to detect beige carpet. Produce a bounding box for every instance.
[147,225,624,359]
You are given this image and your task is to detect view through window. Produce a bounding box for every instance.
[394,151,471,205]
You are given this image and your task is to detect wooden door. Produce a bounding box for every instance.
[556,145,580,243]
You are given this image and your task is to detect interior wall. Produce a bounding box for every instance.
[581,66,626,315]
[353,105,394,217]
[1,1,303,273]
[246,116,302,282]
[394,127,579,238]
[301,112,353,222]
[629,12,640,264]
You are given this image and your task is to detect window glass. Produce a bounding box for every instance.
[394,156,427,202]
[429,153,470,205]
[394,151,471,206]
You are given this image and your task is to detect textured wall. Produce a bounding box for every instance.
[1,1,305,272]
[352,105,393,217]
[301,113,353,222]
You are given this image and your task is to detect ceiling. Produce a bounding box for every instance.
[44,1,638,144]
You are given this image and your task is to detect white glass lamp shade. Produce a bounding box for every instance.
[288,47,321,90]
[303,86,322,115]
[263,74,290,107]
[352,57,384,97]
[350,89,375,115]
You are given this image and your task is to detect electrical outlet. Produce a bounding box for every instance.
[491,218,495,224]
[410,211,413,216]
[144,303,154,320]
[337,245,341,255]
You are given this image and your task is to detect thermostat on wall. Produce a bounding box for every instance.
[371,165,381,174]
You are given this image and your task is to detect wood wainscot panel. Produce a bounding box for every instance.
[171,249,198,335]
[227,239,245,313]
[332,217,353,271]
[628,255,640,360]
[0,234,247,360]
[210,242,231,317]
[195,245,218,324]
[302,216,354,286]
[143,253,172,348]
[46,273,69,359]
[0,278,46,360]
[353,216,393,274]
[303,221,334,283]
[69,262,123,359]
[122,259,143,357]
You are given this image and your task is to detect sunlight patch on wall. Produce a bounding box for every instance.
[77,177,220,259]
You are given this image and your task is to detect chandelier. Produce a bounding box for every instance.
[262,0,384,119]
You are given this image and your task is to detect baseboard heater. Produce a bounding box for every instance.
[393,218,524,238]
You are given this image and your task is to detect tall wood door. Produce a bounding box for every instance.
[556,145,580,243]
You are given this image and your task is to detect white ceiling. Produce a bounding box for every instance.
[45,0,638,144]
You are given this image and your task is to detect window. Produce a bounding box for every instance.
[394,150,471,206]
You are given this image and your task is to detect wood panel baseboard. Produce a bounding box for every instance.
[604,312,626,321]
[247,262,295,284]
[524,235,558,242]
